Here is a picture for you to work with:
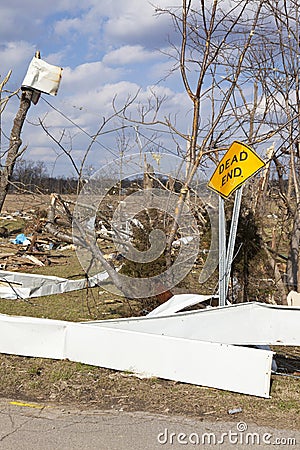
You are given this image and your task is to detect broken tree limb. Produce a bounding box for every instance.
[286,203,300,292]
[0,90,32,212]
[45,194,74,244]
[264,244,287,305]
[45,194,127,296]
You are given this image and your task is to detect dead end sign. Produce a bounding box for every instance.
[207,141,265,198]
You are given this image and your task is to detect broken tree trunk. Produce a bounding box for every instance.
[264,245,287,305]
[45,194,129,296]
[0,90,32,212]
[286,203,300,292]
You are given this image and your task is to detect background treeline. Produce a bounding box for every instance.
[9,159,78,194]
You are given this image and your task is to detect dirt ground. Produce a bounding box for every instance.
[0,353,299,431]
[0,194,299,431]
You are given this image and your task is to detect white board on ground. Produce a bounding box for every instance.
[0,314,67,359]
[0,313,273,398]
[65,323,273,398]
[86,301,300,346]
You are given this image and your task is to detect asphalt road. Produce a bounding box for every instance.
[0,398,299,449]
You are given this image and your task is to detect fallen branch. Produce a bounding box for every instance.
[45,194,127,296]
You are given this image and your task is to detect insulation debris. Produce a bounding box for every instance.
[0,269,111,299]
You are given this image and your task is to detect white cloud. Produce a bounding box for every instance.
[103,45,160,66]
[53,17,83,38]
[61,61,123,93]
[27,146,57,161]
[0,42,36,82]
[0,2,84,41]
[44,49,69,67]
[52,0,181,51]
[60,80,142,125]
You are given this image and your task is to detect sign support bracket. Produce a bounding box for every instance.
[218,196,227,306]
[225,186,243,300]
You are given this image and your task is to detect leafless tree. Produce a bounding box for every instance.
[44,1,300,304]
[247,0,300,293]
[115,1,266,259]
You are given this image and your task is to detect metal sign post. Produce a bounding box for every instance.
[225,186,243,298]
[219,196,227,306]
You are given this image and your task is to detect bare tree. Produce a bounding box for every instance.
[44,1,300,304]
[248,0,300,293]
[115,1,266,260]
[38,103,134,194]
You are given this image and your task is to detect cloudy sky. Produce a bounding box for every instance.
[0,0,194,176]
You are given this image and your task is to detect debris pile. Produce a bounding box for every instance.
[0,204,76,270]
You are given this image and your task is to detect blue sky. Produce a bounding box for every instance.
[0,1,191,176]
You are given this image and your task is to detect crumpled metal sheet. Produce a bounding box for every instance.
[91,300,300,347]
[147,293,217,317]
[0,270,110,299]
[22,57,62,96]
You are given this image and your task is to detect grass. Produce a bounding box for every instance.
[0,249,134,321]
[277,400,300,411]
[0,354,299,430]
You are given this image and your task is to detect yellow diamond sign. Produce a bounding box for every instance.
[208,141,265,198]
